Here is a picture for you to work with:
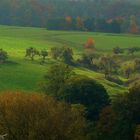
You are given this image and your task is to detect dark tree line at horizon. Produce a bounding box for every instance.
[0,0,140,32]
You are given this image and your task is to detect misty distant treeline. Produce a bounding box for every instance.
[46,17,123,33]
[0,0,140,32]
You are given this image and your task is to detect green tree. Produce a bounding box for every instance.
[0,49,8,63]
[50,47,62,60]
[98,55,119,76]
[78,54,94,66]
[41,63,74,98]
[25,47,40,61]
[60,47,74,64]
[40,49,48,63]
[113,46,124,54]
[96,106,117,140]
[111,83,140,140]
[59,76,110,121]
[121,62,135,78]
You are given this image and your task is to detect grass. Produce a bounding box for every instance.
[0,25,140,95]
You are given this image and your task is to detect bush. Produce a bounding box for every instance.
[113,46,124,54]
[59,76,110,121]
[25,47,40,61]
[40,49,48,63]
[0,92,88,140]
[111,84,140,140]
[0,49,8,63]
[40,63,74,97]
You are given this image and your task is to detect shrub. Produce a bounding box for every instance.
[113,46,124,54]
[40,49,48,63]
[40,63,74,97]
[59,76,110,121]
[0,92,88,140]
[25,47,40,61]
[0,49,8,63]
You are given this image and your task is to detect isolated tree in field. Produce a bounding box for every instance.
[85,37,95,49]
[25,47,40,61]
[113,46,124,54]
[50,47,62,60]
[77,53,97,69]
[0,49,8,63]
[129,15,139,34]
[50,47,73,64]
[84,37,95,55]
[40,49,48,63]
[59,76,110,120]
[79,54,93,66]
[0,92,87,140]
[60,47,74,64]
[41,63,74,98]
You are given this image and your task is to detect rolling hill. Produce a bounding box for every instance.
[1,25,140,96]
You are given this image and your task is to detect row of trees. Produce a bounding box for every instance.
[2,44,140,81]
[25,47,48,63]
[3,43,137,81]
[47,17,122,33]
[0,0,140,31]
[113,46,140,55]
[25,46,74,65]
[82,53,140,79]
[46,15,139,34]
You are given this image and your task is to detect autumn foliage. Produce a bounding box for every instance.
[84,37,95,54]
[0,92,87,140]
[129,15,139,34]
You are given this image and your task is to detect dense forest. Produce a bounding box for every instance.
[0,0,140,32]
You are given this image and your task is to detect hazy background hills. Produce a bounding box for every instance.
[0,0,140,27]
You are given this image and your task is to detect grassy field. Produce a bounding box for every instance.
[0,25,140,95]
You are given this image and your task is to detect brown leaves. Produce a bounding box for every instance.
[0,92,87,140]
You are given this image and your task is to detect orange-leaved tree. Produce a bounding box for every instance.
[84,37,96,55]
[129,15,139,34]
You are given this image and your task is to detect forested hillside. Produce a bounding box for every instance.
[0,0,140,28]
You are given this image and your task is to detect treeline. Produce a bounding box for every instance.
[0,0,140,31]
[46,15,140,34]
[46,17,122,33]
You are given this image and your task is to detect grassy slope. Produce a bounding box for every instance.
[1,25,140,95]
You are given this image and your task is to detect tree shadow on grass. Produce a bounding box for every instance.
[0,61,19,66]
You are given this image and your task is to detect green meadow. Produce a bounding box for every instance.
[0,25,140,95]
